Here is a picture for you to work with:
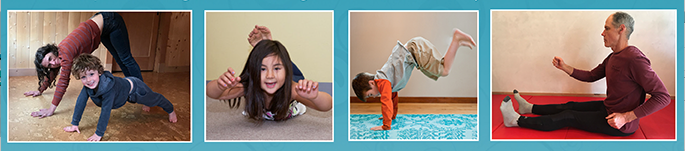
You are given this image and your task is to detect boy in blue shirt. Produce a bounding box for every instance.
[63,54,177,141]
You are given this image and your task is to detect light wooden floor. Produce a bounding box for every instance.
[8,72,190,141]
[350,103,477,114]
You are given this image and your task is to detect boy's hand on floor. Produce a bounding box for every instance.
[24,90,42,97]
[296,79,319,100]
[87,134,102,142]
[370,126,384,131]
[63,125,80,133]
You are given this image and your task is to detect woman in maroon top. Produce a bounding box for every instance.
[25,12,145,118]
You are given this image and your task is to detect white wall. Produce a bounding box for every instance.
[206,12,333,82]
[492,11,676,96]
[349,12,478,97]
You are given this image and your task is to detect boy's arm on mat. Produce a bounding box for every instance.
[292,80,332,111]
[71,88,90,126]
[376,79,393,130]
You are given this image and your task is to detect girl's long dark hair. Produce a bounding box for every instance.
[238,40,293,122]
[34,44,60,90]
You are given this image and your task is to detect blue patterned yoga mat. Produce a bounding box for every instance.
[349,114,478,140]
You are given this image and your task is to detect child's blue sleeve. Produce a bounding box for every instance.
[71,87,89,126]
[94,93,115,137]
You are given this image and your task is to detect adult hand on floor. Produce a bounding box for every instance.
[606,111,637,129]
[30,104,56,118]
[87,134,102,142]
[63,125,80,133]
[24,90,42,97]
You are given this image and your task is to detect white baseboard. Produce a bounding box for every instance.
[9,68,37,77]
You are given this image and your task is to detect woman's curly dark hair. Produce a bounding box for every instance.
[34,44,60,90]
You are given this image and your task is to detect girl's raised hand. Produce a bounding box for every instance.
[217,67,241,91]
[296,79,319,100]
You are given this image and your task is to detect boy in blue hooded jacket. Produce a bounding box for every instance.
[63,54,177,141]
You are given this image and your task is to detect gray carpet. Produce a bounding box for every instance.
[205,88,333,141]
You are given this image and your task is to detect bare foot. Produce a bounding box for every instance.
[452,28,476,49]
[248,27,263,47]
[142,105,150,112]
[168,111,178,123]
[247,25,273,47]
[256,25,272,40]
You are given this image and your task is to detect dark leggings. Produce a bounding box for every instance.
[96,12,144,81]
[126,77,174,113]
[517,101,633,136]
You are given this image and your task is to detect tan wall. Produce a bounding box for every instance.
[7,12,110,73]
[349,12,479,97]
[205,12,333,82]
[165,12,191,67]
[153,12,191,73]
[492,11,676,96]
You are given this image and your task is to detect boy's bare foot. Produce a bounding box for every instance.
[452,28,476,49]
[169,111,178,123]
[142,105,150,112]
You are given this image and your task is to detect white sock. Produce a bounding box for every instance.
[513,89,533,114]
[500,96,520,127]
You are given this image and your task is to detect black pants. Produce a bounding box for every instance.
[94,12,144,82]
[517,101,633,136]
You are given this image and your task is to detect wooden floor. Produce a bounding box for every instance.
[7,72,191,141]
[350,103,477,114]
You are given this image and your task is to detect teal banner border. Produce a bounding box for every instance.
[1,0,682,151]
